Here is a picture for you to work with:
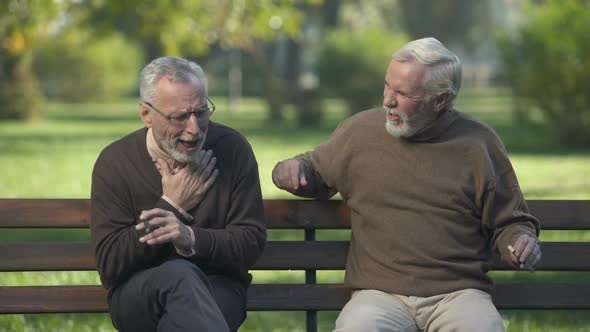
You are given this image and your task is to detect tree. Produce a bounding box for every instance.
[83,0,315,123]
[85,0,308,56]
[1,0,312,120]
[0,0,66,119]
[318,27,408,115]
[497,0,590,146]
[397,0,492,53]
[316,0,408,116]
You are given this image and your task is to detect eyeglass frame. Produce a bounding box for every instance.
[141,96,216,125]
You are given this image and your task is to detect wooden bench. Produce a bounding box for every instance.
[0,199,589,332]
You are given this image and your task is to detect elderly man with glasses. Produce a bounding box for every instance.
[90,56,266,332]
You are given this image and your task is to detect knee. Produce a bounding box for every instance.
[432,289,505,332]
[149,259,208,290]
[448,315,505,332]
[335,308,387,331]
[335,304,415,332]
[161,259,203,275]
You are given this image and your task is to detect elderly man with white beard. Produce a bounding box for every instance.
[90,56,266,332]
[272,37,541,332]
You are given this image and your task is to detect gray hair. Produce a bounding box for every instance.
[393,37,462,108]
[139,56,208,103]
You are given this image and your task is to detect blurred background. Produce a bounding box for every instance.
[1,0,589,331]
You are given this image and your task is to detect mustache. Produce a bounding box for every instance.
[384,107,407,120]
[175,134,205,142]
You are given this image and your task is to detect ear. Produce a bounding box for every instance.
[139,103,153,128]
[432,93,450,113]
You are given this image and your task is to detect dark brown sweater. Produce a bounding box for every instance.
[90,123,266,290]
[297,109,539,296]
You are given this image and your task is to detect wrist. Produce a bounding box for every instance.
[175,225,196,257]
[162,195,193,221]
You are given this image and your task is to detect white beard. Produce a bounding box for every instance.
[384,103,434,138]
[159,133,206,163]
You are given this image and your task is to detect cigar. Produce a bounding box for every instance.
[507,245,535,272]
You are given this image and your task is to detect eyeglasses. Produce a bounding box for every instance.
[142,96,216,126]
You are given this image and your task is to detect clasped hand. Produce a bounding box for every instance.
[159,149,218,211]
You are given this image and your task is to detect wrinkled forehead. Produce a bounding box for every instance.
[167,72,205,94]
[386,59,427,92]
[155,75,207,106]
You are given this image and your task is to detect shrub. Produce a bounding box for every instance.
[33,29,144,102]
[497,0,590,146]
[317,27,408,115]
[0,55,45,120]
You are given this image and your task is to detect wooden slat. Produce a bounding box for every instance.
[255,241,590,271]
[0,199,90,228]
[2,283,590,314]
[0,199,588,230]
[253,241,347,270]
[0,286,108,314]
[0,242,95,271]
[247,284,351,311]
[490,242,590,271]
[493,283,590,310]
[1,241,589,272]
[528,200,590,230]
[263,200,350,229]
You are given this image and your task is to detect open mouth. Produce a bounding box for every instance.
[387,111,403,126]
[177,138,200,150]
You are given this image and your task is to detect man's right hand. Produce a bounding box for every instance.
[272,158,308,192]
[158,150,218,211]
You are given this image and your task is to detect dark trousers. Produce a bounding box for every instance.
[108,259,247,332]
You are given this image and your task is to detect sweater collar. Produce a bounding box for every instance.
[404,108,458,142]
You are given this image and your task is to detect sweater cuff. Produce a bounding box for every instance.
[193,227,213,259]
[175,225,196,257]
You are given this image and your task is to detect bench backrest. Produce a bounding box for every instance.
[1,199,589,326]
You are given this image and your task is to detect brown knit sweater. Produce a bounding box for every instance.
[296,108,539,296]
[90,123,266,290]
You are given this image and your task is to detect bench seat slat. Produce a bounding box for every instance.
[1,199,589,230]
[1,241,590,271]
[2,284,590,314]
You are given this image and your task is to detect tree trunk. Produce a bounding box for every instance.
[0,55,45,120]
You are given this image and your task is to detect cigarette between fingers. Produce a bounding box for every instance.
[507,245,535,273]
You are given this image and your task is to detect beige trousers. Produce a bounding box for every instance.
[334,288,505,332]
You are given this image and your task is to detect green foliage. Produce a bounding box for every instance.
[85,0,310,56]
[0,0,65,119]
[0,55,45,119]
[317,27,408,114]
[497,0,590,146]
[398,0,493,53]
[32,29,144,102]
[0,0,64,56]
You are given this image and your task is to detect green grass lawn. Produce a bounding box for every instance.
[0,90,589,331]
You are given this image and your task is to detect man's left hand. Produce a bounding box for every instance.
[135,208,192,251]
[509,234,542,270]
